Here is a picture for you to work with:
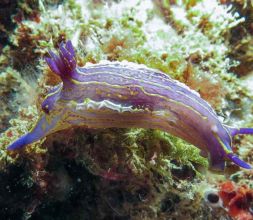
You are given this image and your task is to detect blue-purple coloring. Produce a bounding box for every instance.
[6,40,253,171]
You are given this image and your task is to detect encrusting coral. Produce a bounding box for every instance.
[0,0,252,219]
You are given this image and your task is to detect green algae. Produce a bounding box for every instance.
[0,67,32,132]
[0,0,253,219]
[0,0,250,185]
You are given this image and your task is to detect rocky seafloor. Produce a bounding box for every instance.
[0,0,253,219]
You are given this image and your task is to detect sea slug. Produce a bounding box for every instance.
[6,41,253,171]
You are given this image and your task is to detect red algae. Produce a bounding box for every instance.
[219,181,253,220]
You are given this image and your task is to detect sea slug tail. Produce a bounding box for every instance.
[225,126,253,136]
[227,153,252,169]
[45,40,76,80]
[223,126,252,169]
[234,128,253,136]
[7,114,61,150]
[7,133,31,150]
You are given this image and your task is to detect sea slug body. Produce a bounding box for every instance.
[6,41,253,171]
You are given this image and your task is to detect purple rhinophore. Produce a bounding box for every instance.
[229,127,253,136]
[6,40,253,171]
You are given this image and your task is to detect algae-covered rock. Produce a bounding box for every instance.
[0,0,252,219]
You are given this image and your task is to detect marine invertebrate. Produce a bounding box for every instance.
[6,40,253,171]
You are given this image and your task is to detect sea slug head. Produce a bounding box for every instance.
[42,40,79,117]
[6,41,77,151]
[41,40,87,128]
[41,83,63,114]
[40,40,79,129]
[7,82,66,151]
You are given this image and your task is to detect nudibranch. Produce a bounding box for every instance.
[6,40,253,171]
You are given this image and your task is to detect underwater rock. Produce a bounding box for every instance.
[0,0,18,49]
[0,0,253,219]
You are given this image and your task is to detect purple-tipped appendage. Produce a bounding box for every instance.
[45,40,76,79]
